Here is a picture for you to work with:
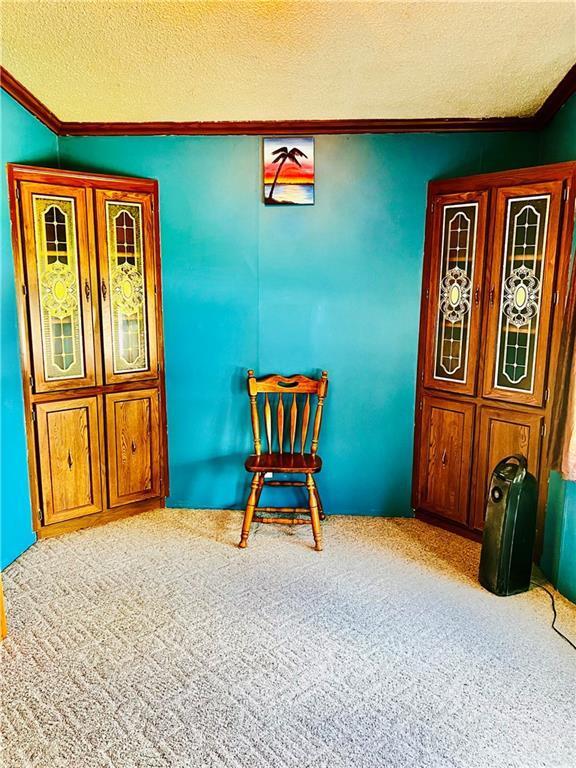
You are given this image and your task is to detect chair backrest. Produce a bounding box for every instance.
[247,370,329,456]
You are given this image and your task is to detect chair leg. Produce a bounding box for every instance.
[239,473,261,548]
[306,475,323,552]
[314,484,326,521]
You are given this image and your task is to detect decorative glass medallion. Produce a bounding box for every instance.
[32,196,85,380]
[433,203,478,381]
[494,196,549,392]
[106,201,149,374]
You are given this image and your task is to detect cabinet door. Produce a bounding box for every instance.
[423,191,488,396]
[416,395,475,524]
[19,183,97,392]
[482,182,563,407]
[95,190,158,384]
[35,397,103,524]
[105,389,161,507]
[470,406,543,531]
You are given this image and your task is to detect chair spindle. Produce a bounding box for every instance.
[311,394,325,456]
[301,394,311,454]
[277,393,284,453]
[264,393,272,453]
[290,394,297,453]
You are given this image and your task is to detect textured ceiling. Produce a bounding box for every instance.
[1,0,575,122]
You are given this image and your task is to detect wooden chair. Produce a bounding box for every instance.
[239,370,329,551]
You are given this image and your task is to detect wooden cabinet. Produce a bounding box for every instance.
[414,162,575,551]
[470,407,543,532]
[416,396,475,524]
[19,183,98,392]
[95,189,159,385]
[106,389,161,506]
[35,397,104,524]
[481,182,563,408]
[422,191,488,396]
[8,165,168,537]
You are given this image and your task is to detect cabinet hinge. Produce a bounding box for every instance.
[29,375,34,388]
[151,199,155,212]
[553,291,559,306]
[419,399,423,411]
[425,288,429,300]
[541,422,546,437]
[157,362,160,374]
[37,508,43,524]
[31,408,36,422]
[420,370,424,382]
[563,187,568,201]
[430,202,435,213]
[544,387,550,403]
[22,283,27,296]
[15,186,20,201]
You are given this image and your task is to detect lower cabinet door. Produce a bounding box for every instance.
[470,406,543,531]
[417,395,475,524]
[105,388,161,507]
[36,397,103,524]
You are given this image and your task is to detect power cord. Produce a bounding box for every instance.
[530,580,576,652]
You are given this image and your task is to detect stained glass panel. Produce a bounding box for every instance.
[433,203,478,383]
[494,196,549,393]
[106,201,149,374]
[32,196,84,380]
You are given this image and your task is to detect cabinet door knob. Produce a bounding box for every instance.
[67,450,73,469]
[474,287,480,305]
[441,449,447,466]
[84,280,90,301]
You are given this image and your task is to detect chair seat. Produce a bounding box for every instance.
[245,452,322,474]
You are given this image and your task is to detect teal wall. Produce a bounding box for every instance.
[539,93,576,602]
[0,91,59,568]
[4,85,574,592]
[58,132,540,517]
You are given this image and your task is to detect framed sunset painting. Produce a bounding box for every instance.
[263,137,314,205]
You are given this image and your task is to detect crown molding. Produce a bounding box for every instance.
[532,63,576,128]
[1,64,574,137]
[58,116,535,136]
[0,67,62,134]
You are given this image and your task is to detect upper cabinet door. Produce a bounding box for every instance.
[423,191,488,396]
[95,190,159,384]
[482,182,563,407]
[19,183,98,392]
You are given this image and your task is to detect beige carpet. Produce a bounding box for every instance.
[1,510,575,768]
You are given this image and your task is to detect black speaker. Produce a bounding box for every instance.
[478,455,538,597]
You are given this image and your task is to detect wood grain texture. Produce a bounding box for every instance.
[7,165,168,535]
[35,496,165,539]
[413,161,575,551]
[481,180,563,408]
[470,407,543,531]
[417,395,475,524]
[19,181,98,393]
[240,371,329,549]
[35,397,103,524]
[94,188,159,385]
[105,389,161,507]
[422,190,489,396]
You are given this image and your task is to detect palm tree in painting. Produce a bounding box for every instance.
[266,146,308,203]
